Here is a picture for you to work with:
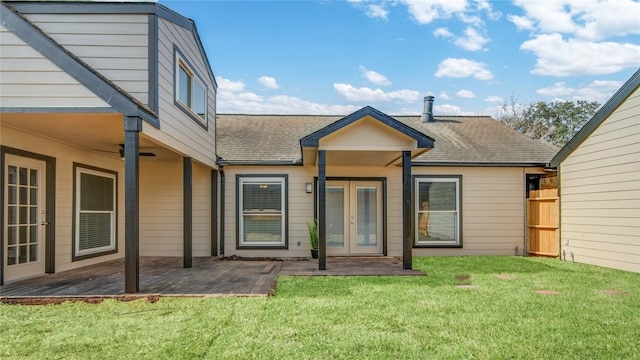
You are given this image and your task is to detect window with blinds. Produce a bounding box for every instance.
[74,165,117,258]
[238,176,287,248]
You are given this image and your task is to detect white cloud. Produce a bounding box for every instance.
[536,80,623,103]
[258,76,279,89]
[217,77,245,92]
[435,58,493,80]
[456,89,476,98]
[400,0,468,24]
[454,27,489,51]
[507,14,535,31]
[348,0,389,20]
[433,104,474,116]
[521,34,640,76]
[367,4,389,20]
[333,83,421,103]
[511,0,640,41]
[359,66,392,86]
[218,88,360,115]
[484,95,504,103]
[438,92,451,100]
[433,27,454,38]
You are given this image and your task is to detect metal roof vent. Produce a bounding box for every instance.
[420,95,434,123]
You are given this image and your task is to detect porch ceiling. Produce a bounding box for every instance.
[1,113,180,161]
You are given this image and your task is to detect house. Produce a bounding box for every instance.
[1,1,218,289]
[216,100,558,268]
[1,1,560,291]
[550,69,640,273]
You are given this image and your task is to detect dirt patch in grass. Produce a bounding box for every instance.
[601,289,628,296]
[535,290,560,295]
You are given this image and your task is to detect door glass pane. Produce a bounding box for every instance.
[8,166,17,184]
[8,186,17,204]
[19,187,28,205]
[30,226,38,245]
[8,227,17,245]
[7,246,17,265]
[29,244,38,262]
[30,188,38,205]
[19,167,28,186]
[326,187,344,247]
[30,169,38,186]
[8,206,17,225]
[356,187,377,246]
[19,206,28,224]
[19,226,27,244]
[19,245,27,264]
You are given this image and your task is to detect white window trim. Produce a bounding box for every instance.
[174,48,208,127]
[74,167,117,257]
[238,176,287,247]
[414,176,461,247]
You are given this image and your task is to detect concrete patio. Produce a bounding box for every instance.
[0,256,425,304]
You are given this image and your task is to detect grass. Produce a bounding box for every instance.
[1,256,638,359]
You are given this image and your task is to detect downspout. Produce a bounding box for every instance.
[219,164,225,256]
[522,168,527,257]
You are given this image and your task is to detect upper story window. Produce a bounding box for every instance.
[174,46,208,128]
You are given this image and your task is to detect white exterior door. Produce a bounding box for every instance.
[4,155,46,282]
[325,180,383,256]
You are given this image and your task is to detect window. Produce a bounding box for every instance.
[74,165,117,259]
[174,46,207,127]
[415,176,461,247]
[237,176,288,248]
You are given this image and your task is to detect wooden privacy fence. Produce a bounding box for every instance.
[527,189,559,257]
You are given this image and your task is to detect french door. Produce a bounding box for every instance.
[4,154,46,282]
[325,180,383,256]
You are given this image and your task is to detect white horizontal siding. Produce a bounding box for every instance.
[23,13,149,105]
[560,86,640,273]
[0,25,109,108]
[151,17,216,168]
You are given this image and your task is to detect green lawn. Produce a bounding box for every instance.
[1,257,638,359]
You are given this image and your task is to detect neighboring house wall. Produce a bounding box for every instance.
[222,165,540,258]
[139,160,211,257]
[560,87,640,273]
[1,125,125,273]
[148,17,217,168]
[20,13,150,105]
[0,24,110,108]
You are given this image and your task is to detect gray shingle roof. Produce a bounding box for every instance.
[216,113,558,165]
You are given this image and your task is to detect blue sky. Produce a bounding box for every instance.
[161,0,640,116]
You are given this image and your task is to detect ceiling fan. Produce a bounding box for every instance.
[118,144,156,158]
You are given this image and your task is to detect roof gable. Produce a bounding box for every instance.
[301,106,434,148]
[550,68,640,167]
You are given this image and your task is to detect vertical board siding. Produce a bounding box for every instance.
[560,87,640,273]
[222,165,534,258]
[0,25,109,108]
[527,189,559,257]
[21,13,150,105]
[151,18,216,168]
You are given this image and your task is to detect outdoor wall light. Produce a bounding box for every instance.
[306,183,313,193]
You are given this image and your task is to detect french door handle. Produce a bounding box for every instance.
[41,221,49,226]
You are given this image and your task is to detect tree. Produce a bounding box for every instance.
[496,96,600,147]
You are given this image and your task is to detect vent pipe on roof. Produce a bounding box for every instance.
[420,96,434,123]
